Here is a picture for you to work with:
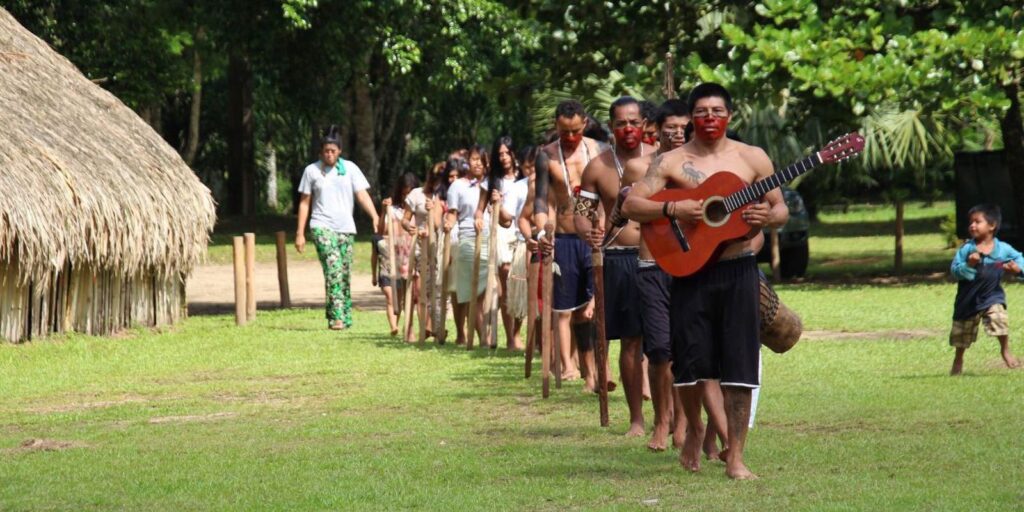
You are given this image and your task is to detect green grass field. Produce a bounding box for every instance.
[5,200,1023,510]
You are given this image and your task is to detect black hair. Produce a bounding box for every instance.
[968,203,1002,231]
[687,82,734,114]
[490,136,520,183]
[468,143,491,177]
[391,172,421,206]
[655,99,689,125]
[639,100,658,122]
[320,124,341,149]
[554,99,587,120]
[584,116,609,143]
[608,96,640,123]
[438,157,466,200]
[518,145,538,172]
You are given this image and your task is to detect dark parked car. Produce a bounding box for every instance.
[756,187,809,278]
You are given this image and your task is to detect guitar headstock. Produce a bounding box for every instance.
[818,132,865,164]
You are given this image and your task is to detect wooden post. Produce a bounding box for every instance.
[770,227,781,281]
[482,203,501,348]
[232,236,246,326]
[540,223,554,398]
[275,231,291,308]
[467,224,484,350]
[525,255,539,378]
[591,248,610,427]
[418,211,432,344]
[244,233,256,320]
[386,211,398,322]
[438,227,451,344]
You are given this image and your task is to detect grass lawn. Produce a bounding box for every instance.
[3,281,1024,511]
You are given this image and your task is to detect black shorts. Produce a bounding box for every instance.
[638,262,672,364]
[603,247,643,340]
[554,234,594,312]
[670,255,760,388]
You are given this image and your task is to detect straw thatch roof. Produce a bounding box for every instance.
[0,8,215,286]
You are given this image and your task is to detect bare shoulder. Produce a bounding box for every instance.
[737,142,774,177]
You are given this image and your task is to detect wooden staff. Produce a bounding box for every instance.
[592,246,610,427]
[275,231,291,308]
[437,224,451,344]
[663,51,677,100]
[482,202,501,348]
[467,219,484,350]
[244,233,256,321]
[524,250,539,378]
[232,236,246,326]
[402,224,415,340]
[386,209,399,322]
[417,209,432,344]
[540,222,555,398]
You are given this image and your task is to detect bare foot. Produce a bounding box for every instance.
[672,427,685,450]
[648,423,669,451]
[703,439,721,462]
[678,426,704,472]
[1002,353,1020,369]
[716,446,729,463]
[621,421,644,438]
[390,328,399,337]
[950,361,963,376]
[726,461,758,480]
[562,370,581,381]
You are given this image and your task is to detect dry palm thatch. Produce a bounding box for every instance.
[0,8,215,341]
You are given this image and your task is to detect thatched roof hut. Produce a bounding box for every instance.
[0,8,216,342]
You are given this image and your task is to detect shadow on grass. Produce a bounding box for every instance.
[813,216,945,238]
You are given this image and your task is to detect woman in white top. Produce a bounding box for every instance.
[444,144,492,345]
[296,126,380,331]
[402,168,445,342]
[474,136,523,350]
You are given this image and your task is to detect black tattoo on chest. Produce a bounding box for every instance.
[682,161,706,185]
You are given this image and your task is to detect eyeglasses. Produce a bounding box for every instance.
[691,108,729,119]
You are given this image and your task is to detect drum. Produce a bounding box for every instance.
[759,273,802,354]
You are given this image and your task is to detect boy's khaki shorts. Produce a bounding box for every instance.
[949,304,1010,348]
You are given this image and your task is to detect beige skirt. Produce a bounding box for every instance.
[506,241,529,319]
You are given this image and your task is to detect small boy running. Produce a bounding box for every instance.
[949,204,1023,375]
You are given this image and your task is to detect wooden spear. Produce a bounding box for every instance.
[540,222,555,398]
[663,51,677,100]
[524,249,539,378]
[386,210,399,325]
[482,202,502,348]
[437,220,451,344]
[591,245,610,427]
[418,210,432,344]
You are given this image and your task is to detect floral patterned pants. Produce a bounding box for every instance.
[311,227,353,327]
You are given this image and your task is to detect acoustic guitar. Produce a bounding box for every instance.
[641,132,865,277]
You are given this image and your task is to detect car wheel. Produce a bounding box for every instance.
[780,241,809,278]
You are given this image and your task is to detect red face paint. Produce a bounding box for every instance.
[613,126,643,150]
[692,116,729,142]
[642,133,658,146]
[560,133,583,152]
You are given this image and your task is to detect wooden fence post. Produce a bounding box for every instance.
[275,231,291,308]
[233,236,247,326]
[244,233,256,321]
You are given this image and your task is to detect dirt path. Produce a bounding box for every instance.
[187,261,385,315]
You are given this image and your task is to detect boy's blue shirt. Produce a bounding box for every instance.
[950,237,1024,320]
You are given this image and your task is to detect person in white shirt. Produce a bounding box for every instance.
[295,125,380,330]
[445,144,493,345]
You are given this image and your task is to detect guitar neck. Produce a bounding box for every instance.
[724,153,822,212]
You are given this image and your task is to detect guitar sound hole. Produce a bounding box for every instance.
[704,199,728,224]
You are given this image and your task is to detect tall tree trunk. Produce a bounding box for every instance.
[352,68,378,191]
[894,200,904,273]
[182,28,204,167]
[227,53,255,216]
[1001,79,1024,239]
[265,141,278,210]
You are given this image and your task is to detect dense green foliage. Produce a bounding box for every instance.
[5,1,1022,220]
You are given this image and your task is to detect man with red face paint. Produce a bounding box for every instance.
[574,96,656,435]
[622,84,788,480]
[533,100,604,384]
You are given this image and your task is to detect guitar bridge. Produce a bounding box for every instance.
[670,220,690,252]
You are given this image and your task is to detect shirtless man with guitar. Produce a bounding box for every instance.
[622,83,788,480]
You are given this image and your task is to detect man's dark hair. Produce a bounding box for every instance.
[584,116,609,143]
[639,100,658,122]
[968,203,1002,231]
[554,99,587,120]
[608,96,640,123]
[655,99,689,125]
[687,83,734,114]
